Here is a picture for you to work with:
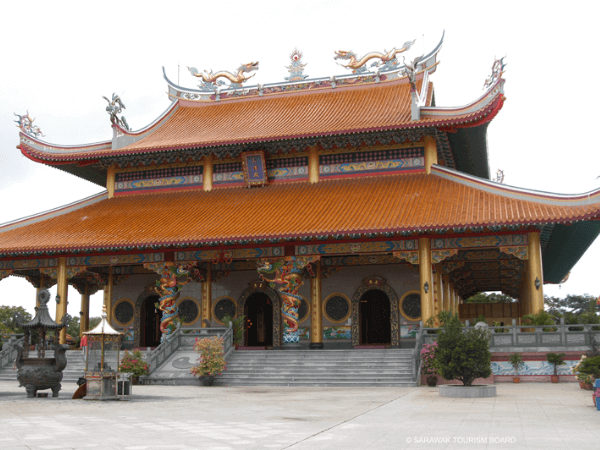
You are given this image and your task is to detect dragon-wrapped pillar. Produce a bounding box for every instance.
[144,262,202,342]
[257,256,319,347]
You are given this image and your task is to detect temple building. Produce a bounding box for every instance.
[2,37,600,351]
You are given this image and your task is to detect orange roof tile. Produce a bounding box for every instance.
[20,78,503,163]
[0,170,599,255]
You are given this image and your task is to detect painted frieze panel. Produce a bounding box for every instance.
[213,161,244,188]
[431,249,458,264]
[321,254,401,268]
[491,360,576,376]
[176,247,284,262]
[400,324,420,338]
[0,269,13,281]
[0,258,57,270]
[499,246,529,260]
[319,147,424,179]
[393,251,419,265]
[297,240,417,256]
[213,260,258,271]
[323,326,352,340]
[448,249,514,261]
[67,253,163,267]
[241,151,268,186]
[297,327,310,340]
[115,165,203,194]
[432,234,527,250]
[266,156,309,183]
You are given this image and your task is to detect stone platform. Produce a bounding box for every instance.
[0,381,599,449]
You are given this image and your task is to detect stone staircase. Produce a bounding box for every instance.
[212,349,417,387]
[0,350,87,385]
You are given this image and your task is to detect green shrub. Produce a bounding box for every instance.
[546,352,566,376]
[578,355,600,379]
[435,314,492,386]
[523,311,557,332]
[508,352,524,376]
[221,314,246,346]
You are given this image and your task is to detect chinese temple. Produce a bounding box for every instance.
[2,36,600,351]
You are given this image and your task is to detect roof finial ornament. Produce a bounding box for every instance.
[402,55,423,90]
[483,57,506,90]
[102,93,130,131]
[495,169,505,184]
[14,111,45,138]
[285,49,308,81]
[334,40,415,74]
[188,62,259,91]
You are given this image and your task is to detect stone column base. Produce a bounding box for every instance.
[309,343,324,349]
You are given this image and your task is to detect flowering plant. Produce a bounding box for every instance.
[190,337,227,378]
[120,349,150,376]
[420,342,438,375]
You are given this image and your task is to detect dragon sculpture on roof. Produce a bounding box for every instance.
[14,111,45,138]
[188,61,259,90]
[483,57,506,89]
[102,93,130,131]
[334,40,415,73]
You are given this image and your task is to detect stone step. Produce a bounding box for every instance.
[226,358,413,364]
[222,370,413,376]
[212,380,417,387]
[217,374,413,381]
[212,349,417,387]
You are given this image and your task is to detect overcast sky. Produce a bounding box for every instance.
[1,1,599,320]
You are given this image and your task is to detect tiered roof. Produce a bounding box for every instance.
[5,37,600,290]
[1,167,599,283]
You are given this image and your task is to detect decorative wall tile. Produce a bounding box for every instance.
[319,147,424,178]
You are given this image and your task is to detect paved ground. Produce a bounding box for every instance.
[0,381,598,450]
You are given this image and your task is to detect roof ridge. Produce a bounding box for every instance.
[0,191,108,234]
[432,165,600,207]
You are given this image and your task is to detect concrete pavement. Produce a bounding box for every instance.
[0,381,598,449]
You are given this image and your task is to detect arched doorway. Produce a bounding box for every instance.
[244,293,273,347]
[140,294,161,347]
[359,290,392,345]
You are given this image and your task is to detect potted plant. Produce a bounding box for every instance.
[435,313,496,397]
[420,342,438,386]
[546,352,566,383]
[509,352,525,383]
[120,349,150,384]
[571,355,594,389]
[190,336,226,386]
[221,314,245,349]
[578,356,600,397]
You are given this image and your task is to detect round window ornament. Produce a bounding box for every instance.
[213,297,237,325]
[178,298,200,325]
[297,296,310,323]
[323,294,351,323]
[400,291,421,321]
[113,299,134,326]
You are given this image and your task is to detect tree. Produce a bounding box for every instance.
[545,294,599,318]
[66,316,81,339]
[464,292,516,304]
[66,316,102,338]
[0,306,32,335]
[434,313,492,386]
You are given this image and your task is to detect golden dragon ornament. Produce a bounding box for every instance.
[334,40,415,73]
[188,61,259,88]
